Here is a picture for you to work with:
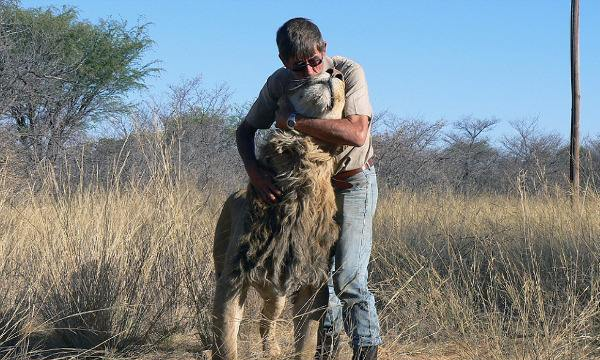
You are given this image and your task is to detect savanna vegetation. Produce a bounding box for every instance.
[2,2,600,359]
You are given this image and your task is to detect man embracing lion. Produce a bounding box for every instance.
[236,18,381,360]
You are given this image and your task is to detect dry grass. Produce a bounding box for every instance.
[0,168,221,358]
[372,190,600,359]
[1,154,600,359]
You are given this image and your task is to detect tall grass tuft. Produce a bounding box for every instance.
[0,128,223,358]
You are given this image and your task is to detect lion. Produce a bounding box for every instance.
[212,69,345,360]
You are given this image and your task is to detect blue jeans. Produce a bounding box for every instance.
[321,166,382,347]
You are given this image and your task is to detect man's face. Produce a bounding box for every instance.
[281,47,326,79]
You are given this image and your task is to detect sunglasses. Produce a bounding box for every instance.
[290,55,323,72]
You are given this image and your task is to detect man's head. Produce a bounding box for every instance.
[276,18,327,79]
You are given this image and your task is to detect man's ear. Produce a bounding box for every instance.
[322,41,327,54]
[278,53,287,66]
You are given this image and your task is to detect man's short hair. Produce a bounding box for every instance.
[276,18,326,61]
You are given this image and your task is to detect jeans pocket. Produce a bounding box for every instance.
[345,171,369,190]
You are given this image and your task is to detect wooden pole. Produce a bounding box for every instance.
[570,0,580,200]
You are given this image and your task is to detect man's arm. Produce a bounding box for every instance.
[275,113,370,147]
[275,59,372,146]
[236,120,281,203]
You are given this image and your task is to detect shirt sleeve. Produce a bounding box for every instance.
[343,63,373,120]
[244,69,286,129]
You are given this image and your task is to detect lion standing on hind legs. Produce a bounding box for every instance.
[212,71,345,360]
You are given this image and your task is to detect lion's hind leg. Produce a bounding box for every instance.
[256,285,286,358]
[213,190,246,279]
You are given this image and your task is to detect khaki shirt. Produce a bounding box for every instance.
[245,55,374,174]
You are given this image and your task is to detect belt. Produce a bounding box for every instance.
[331,157,374,190]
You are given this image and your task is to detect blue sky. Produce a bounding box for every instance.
[22,0,600,139]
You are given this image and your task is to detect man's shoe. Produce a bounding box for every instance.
[352,345,378,360]
[314,332,340,360]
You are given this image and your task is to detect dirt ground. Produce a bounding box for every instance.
[129,290,466,360]
[132,325,464,360]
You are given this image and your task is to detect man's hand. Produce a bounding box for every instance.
[236,121,282,204]
[248,166,282,204]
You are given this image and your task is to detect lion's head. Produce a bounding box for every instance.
[287,70,345,120]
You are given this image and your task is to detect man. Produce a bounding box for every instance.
[236,18,381,360]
